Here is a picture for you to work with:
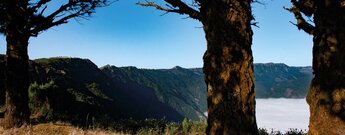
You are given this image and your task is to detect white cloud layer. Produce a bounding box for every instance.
[256,98,309,131]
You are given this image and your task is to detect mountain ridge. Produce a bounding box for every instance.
[103,63,312,99]
[0,55,313,122]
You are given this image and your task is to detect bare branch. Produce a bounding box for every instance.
[30,0,52,12]
[284,6,315,35]
[137,0,201,21]
[30,10,82,36]
[290,0,314,16]
[137,1,175,12]
[251,22,259,28]
[164,0,200,20]
[29,0,109,36]
[39,5,48,15]
[252,0,265,5]
[45,1,77,21]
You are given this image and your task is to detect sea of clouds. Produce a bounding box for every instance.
[256,98,309,132]
[203,98,309,132]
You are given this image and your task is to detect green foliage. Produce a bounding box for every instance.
[86,83,111,100]
[106,119,206,135]
[67,88,95,105]
[258,128,307,135]
[85,119,304,135]
[34,57,74,65]
[29,81,58,119]
[182,118,190,133]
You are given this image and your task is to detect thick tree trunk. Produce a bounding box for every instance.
[0,55,4,118]
[200,0,258,134]
[306,1,345,134]
[1,33,31,128]
[0,56,4,107]
[0,0,31,128]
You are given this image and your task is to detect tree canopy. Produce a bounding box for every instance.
[0,0,109,36]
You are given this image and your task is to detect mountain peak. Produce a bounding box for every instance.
[100,64,117,70]
[172,66,184,70]
[256,63,287,66]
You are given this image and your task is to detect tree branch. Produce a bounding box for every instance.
[285,5,315,35]
[291,0,314,16]
[137,0,201,21]
[29,0,109,36]
[30,0,51,12]
[137,1,177,12]
[46,1,78,21]
[30,10,82,36]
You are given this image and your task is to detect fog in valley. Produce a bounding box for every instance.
[256,98,309,131]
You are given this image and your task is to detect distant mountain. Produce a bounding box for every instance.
[254,63,313,98]
[101,63,312,121]
[101,65,207,121]
[0,55,313,122]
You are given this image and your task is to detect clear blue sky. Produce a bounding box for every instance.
[0,0,312,69]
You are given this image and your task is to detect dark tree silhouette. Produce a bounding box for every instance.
[138,0,258,134]
[287,0,345,134]
[0,0,108,128]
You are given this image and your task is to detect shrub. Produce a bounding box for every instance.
[29,81,58,119]
[182,118,190,133]
[258,128,306,135]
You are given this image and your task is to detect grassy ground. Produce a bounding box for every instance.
[0,123,124,135]
[0,119,205,135]
[0,120,306,135]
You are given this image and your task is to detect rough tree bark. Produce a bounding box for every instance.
[0,0,108,128]
[201,1,257,134]
[3,33,31,128]
[1,0,31,128]
[307,2,345,134]
[287,0,345,134]
[138,0,258,134]
[0,55,4,107]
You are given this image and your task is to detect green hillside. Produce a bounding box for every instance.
[101,63,312,121]
[101,65,207,121]
[0,56,313,122]
[254,63,312,98]
[1,56,183,126]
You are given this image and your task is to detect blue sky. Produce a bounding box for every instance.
[0,0,312,69]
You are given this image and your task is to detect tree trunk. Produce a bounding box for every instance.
[200,0,258,134]
[1,0,31,128]
[0,55,4,118]
[1,32,31,128]
[306,1,345,134]
[0,55,4,107]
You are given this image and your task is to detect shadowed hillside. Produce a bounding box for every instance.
[101,63,312,121]
[254,63,313,98]
[0,56,183,126]
[0,55,313,122]
[101,65,207,121]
